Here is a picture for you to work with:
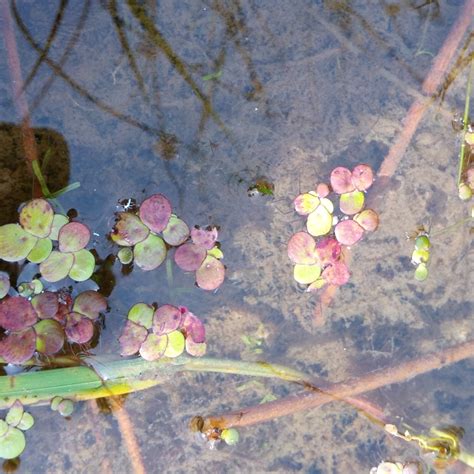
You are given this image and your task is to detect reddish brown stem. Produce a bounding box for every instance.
[202,339,474,430]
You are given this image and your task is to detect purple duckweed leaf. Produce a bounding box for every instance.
[0,272,10,299]
[174,243,206,271]
[196,255,225,291]
[0,328,36,364]
[0,297,37,331]
[316,183,330,198]
[119,320,148,356]
[315,238,342,265]
[330,167,355,194]
[334,220,364,246]
[139,194,172,233]
[139,333,168,361]
[72,291,107,320]
[31,292,59,319]
[153,304,182,335]
[19,199,54,238]
[34,319,65,355]
[64,312,94,344]
[287,232,318,265]
[322,261,350,286]
[191,227,218,250]
[111,213,149,247]
[58,222,91,253]
[351,164,374,191]
[182,311,205,343]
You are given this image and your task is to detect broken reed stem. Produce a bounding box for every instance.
[202,339,474,430]
[0,1,40,196]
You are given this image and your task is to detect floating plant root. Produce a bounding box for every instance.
[199,338,474,431]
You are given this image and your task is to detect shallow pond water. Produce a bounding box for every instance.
[0,1,473,472]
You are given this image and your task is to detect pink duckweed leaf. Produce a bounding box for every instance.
[315,238,342,265]
[58,222,91,253]
[196,255,225,290]
[330,167,355,194]
[0,224,38,262]
[339,190,365,215]
[111,213,149,247]
[139,194,172,233]
[0,272,10,299]
[39,251,74,282]
[316,183,330,198]
[0,328,36,364]
[182,311,205,343]
[153,304,182,335]
[0,297,37,331]
[185,339,207,357]
[119,320,148,356]
[306,204,333,237]
[139,333,168,361]
[191,227,218,250]
[351,164,374,191]
[174,243,206,271]
[72,291,107,320]
[127,303,154,329]
[293,192,320,215]
[287,232,318,265]
[162,216,190,246]
[334,220,364,246]
[31,292,59,319]
[34,319,65,355]
[353,209,379,232]
[133,233,167,271]
[19,199,54,238]
[322,261,350,286]
[64,312,94,344]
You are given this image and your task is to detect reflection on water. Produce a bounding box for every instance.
[0,0,473,472]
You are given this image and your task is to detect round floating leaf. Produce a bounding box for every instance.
[127,303,154,329]
[117,247,133,264]
[293,263,321,284]
[207,246,223,259]
[174,243,206,271]
[39,251,74,282]
[0,426,26,459]
[330,167,354,194]
[0,224,38,262]
[458,183,472,200]
[111,213,149,247]
[34,319,65,355]
[307,278,326,292]
[191,227,218,250]
[293,192,320,215]
[320,197,334,214]
[334,220,364,246]
[351,164,374,191]
[119,320,148,356]
[49,214,69,240]
[17,412,34,431]
[163,330,185,358]
[353,209,379,232]
[339,190,365,215]
[50,396,62,411]
[153,304,182,335]
[65,312,94,344]
[19,199,54,238]
[411,249,430,265]
[185,339,206,357]
[163,216,190,246]
[31,279,43,294]
[221,428,239,446]
[26,237,52,264]
[316,183,330,198]
[6,401,24,427]
[69,249,95,282]
[31,292,58,319]
[133,234,167,271]
[0,328,36,364]
[57,399,74,417]
[0,272,10,299]
[0,297,37,331]
[182,311,205,343]
[139,194,172,233]
[139,333,168,361]
[72,291,107,320]
[306,205,333,237]
[415,235,430,251]
[414,263,428,281]
[315,237,342,265]
[0,421,7,438]
[322,262,350,286]
[58,222,90,253]
[287,232,317,265]
[196,255,225,291]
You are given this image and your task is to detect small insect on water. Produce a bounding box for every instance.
[117,198,138,212]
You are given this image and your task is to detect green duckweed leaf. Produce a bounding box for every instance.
[19,199,54,238]
[111,213,150,247]
[117,247,133,264]
[0,224,38,262]
[58,222,90,253]
[293,263,322,284]
[415,235,430,251]
[17,412,34,431]
[39,251,74,282]
[0,421,7,438]
[34,319,65,355]
[414,263,428,281]
[128,303,154,329]
[69,249,95,282]
[0,426,26,459]
[26,237,52,264]
[207,246,223,259]
[57,399,74,417]
[306,205,332,237]
[139,333,168,361]
[50,396,62,411]
[163,330,185,358]
[339,190,365,215]
[72,291,107,320]
[221,428,239,446]
[185,339,206,357]
[49,214,69,240]
[6,401,24,427]
[133,234,167,271]
[411,249,430,265]
[293,192,320,215]
[162,216,190,246]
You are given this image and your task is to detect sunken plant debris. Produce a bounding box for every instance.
[288,164,379,291]
[111,194,225,291]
